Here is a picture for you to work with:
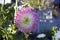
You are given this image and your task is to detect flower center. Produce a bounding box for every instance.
[23,17,30,24]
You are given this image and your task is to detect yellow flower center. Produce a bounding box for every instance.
[23,17,30,24]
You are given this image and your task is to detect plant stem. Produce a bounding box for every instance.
[24,33,29,40]
[15,0,18,15]
[6,34,8,40]
[1,0,5,11]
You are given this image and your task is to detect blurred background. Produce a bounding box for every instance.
[0,0,60,40]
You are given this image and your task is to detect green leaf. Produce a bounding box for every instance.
[8,35,14,40]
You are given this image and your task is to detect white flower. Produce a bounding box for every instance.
[56,31,60,40]
[37,34,46,38]
[9,24,11,27]
[7,27,12,33]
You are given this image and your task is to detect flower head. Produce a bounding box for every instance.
[14,7,39,33]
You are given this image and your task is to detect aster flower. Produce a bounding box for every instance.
[14,7,39,33]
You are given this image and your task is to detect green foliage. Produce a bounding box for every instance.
[0,4,15,40]
[0,3,27,40]
[52,26,58,35]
